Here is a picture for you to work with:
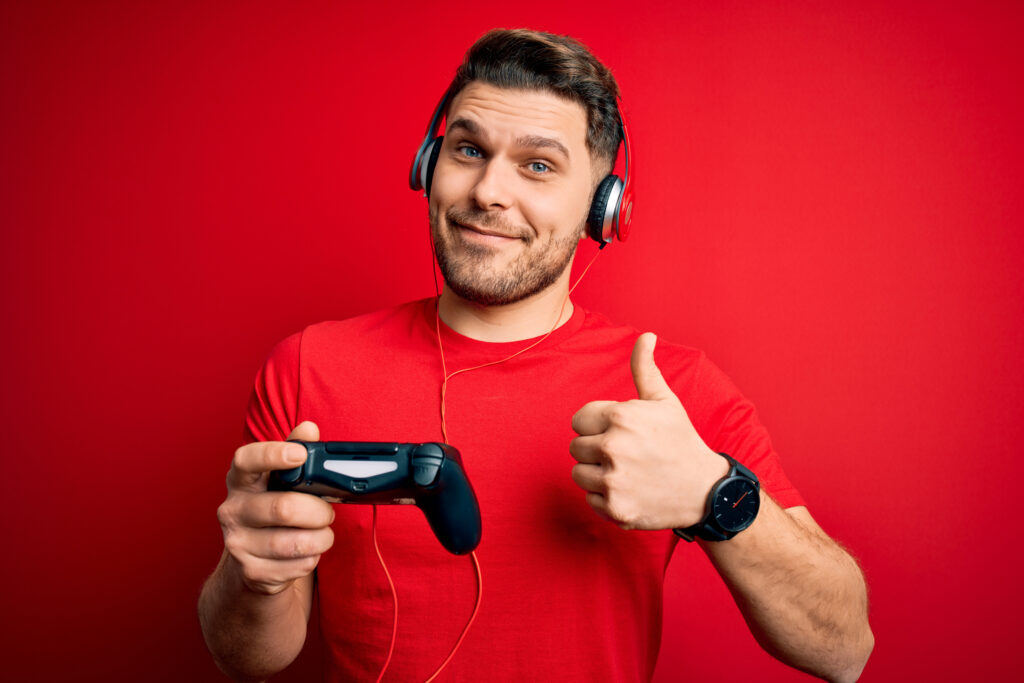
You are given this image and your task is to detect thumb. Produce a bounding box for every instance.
[630,333,674,401]
[287,420,320,442]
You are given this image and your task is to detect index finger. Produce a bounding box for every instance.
[571,400,616,436]
[228,441,308,492]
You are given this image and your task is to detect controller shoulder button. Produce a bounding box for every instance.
[413,443,446,458]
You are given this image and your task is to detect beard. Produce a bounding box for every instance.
[429,205,583,307]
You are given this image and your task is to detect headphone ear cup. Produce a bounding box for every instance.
[423,136,444,198]
[587,175,622,244]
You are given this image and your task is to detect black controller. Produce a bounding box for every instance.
[268,441,482,555]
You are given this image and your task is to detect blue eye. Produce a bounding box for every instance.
[459,146,481,158]
[529,162,550,173]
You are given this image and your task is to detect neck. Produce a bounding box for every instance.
[437,272,575,343]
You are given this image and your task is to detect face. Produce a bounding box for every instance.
[428,82,596,306]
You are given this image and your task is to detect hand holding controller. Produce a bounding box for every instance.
[269,441,482,555]
[216,421,335,596]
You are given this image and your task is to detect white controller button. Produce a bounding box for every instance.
[323,460,399,478]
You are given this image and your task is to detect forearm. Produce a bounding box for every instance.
[197,551,311,682]
[702,495,873,682]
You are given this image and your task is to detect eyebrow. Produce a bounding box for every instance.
[515,134,570,160]
[447,117,571,160]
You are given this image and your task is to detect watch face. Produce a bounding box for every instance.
[712,478,760,533]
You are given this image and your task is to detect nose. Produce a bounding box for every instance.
[470,157,514,210]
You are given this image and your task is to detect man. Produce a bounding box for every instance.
[199,29,873,682]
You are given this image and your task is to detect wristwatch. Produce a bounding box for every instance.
[673,453,760,542]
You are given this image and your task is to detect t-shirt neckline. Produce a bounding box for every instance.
[417,296,587,357]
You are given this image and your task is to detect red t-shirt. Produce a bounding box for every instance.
[244,298,803,682]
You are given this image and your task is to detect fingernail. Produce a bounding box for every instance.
[287,446,305,464]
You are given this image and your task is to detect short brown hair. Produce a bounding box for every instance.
[445,29,622,169]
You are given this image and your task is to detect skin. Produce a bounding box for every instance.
[428,83,598,342]
[198,420,327,682]
[572,333,874,681]
[198,81,873,682]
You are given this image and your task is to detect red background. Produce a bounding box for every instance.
[2,1,1022,680]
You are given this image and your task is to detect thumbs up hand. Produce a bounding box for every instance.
[570,333,730,530]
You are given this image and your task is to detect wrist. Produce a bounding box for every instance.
[674,453,761,542]
[700,448,732,491]
[665,448,730,528]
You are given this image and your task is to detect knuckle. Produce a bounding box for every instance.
[270,530,322,560]
[269,493,295,524]
[320,527,335,552]
[271,441,296,466]
[222,530,245,556]
[587,466,609,494]
[267,532,298,559]
[617,402,638,420]
[604,404,627,424]
[230,445,252,475]
[570,464,587,489]
[290,535,311,559]
[299,555,320,576]
[606,500,638,529]
[216,500,235,528]
[226,445,254,489]
[603,471,619,497]
[239,563,270,590]
[267,441,286,463]
[599,433,621,458]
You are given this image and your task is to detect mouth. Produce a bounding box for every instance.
[451,219,521,242]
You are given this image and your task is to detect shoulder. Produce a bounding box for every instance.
[267,299,433,361]
[304,298,431,341]
[570,306,745,412]
[571,306,709,374]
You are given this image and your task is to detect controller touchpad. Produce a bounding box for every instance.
[324,460,399,478]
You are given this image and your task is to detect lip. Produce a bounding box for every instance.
[453,220,520,241]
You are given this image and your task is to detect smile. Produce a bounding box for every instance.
[452,220,522,243]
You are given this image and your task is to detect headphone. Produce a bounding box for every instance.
[409,90,634,245]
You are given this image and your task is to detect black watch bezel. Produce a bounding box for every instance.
[673,453,760,542]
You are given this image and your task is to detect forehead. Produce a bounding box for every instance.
[446,82,588,151]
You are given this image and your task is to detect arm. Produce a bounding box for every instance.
[198,421,334,682]
[702,498,872,682]
[570,333,873,681]
[198,555,315,682]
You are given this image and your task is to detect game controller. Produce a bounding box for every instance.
[268,441,482,555]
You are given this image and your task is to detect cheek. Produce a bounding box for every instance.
[429,158,464,203]
[527,181,591,235]
[521,195,569,232]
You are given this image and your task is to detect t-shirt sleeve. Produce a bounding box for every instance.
[242,331,303,444]
[690,353,805,509]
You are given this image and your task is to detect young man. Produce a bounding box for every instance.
[199,29,873,682]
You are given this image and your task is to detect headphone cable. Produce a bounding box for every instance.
[373,238,602,682]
